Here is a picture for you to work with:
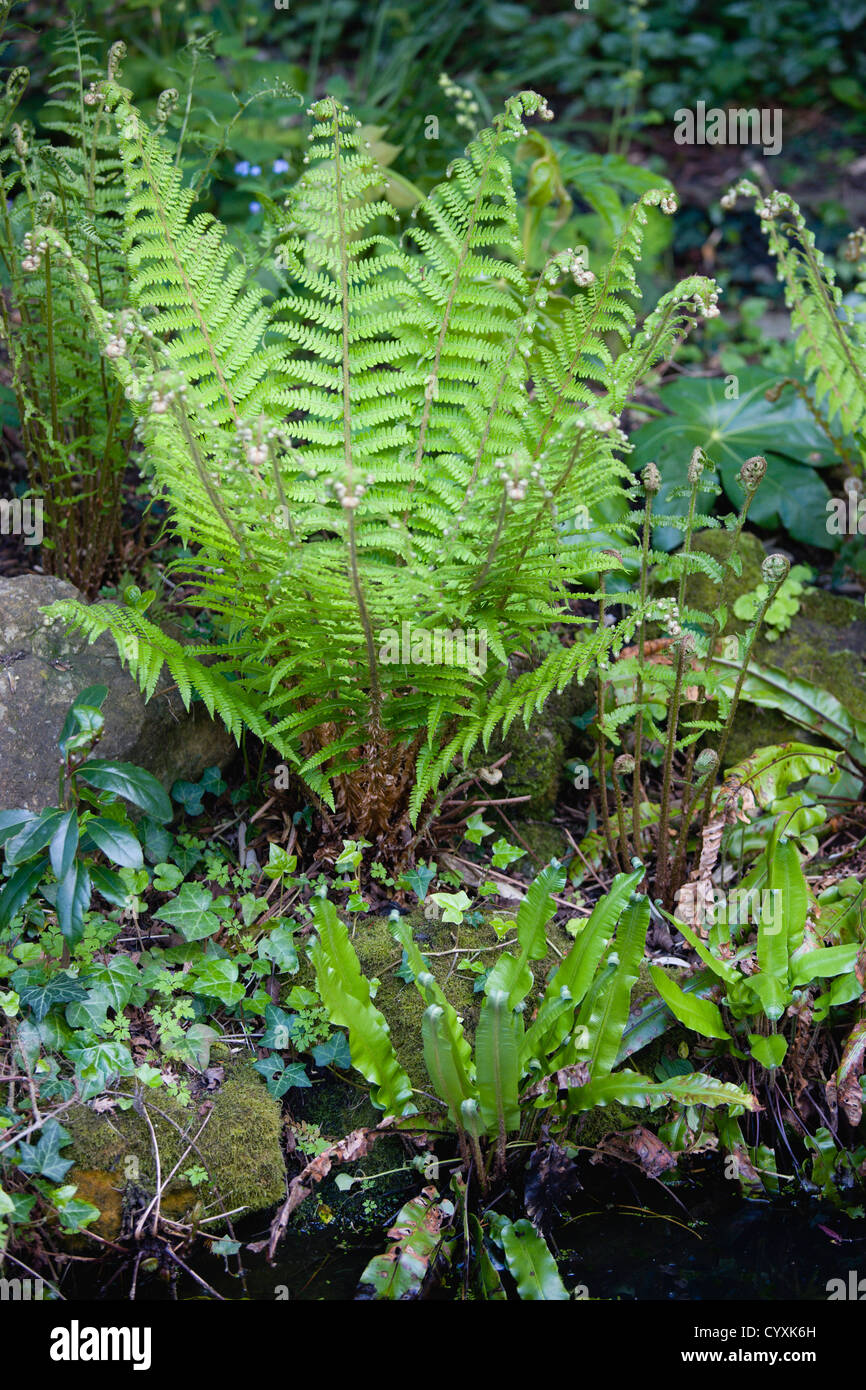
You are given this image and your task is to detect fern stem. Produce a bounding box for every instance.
[655,633,691,903]
[595,572,620,870]
[698,558,790,835]
[632,472,656,855]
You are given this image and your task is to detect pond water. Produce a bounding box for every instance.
[67,1187,860,1302]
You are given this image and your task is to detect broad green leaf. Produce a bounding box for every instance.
[584,894,650,1079]
[649,966,731,1040]
[0,809,35,848]
[499,1218,569,1301]
[4,810,65,866]
[421,1004,477,1125]
[393,917,475,1094]
[543,867,644,1014]
[630,368,835,549]
[55,861,91,945]
[563,1069,758,1113]
[0,858,47,927]
[49,811,79,882]
[475,989,521,1139]
[790,943,861,988]
[84,816,144,869]
[749,1033,788,1069]
[310,897,415,1116]
[359,1191,448,1299]
[76,760,173,822]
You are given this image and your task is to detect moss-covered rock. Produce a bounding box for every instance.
[479,641,594,817]
[656,528,866,768]
[64,1054,285,1237]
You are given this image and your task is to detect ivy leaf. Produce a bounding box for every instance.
[257,922,298,972]
[152,862,185,893]
[13,971,88,1023]
[188,959,244,1007]
[260,1003,296,1050]
[431,890,472,924]
[155,883,221,941]
[312,1031,352,1069]
[171,780,206,816]
[400,862,436,902]
[16,1118,74,1182]
[464,813,495,845]
[66,1038,136,1091]
[87,956,144,1012]
[171,1023,220,1070]
[253,1055,311,1096]
[490,838,524,870]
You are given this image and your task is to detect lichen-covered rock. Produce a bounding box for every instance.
[63,1056,285,1237]
[0,574,236,812]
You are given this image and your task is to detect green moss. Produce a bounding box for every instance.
[656,529,866,767]
[292,907,575,1090]
[515,821,572,866]
[64,1057,285,1222]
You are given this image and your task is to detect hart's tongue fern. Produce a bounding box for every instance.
[40,81,717,848]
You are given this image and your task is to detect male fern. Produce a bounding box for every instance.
[41,83,718,851]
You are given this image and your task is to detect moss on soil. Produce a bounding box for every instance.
[64,1052,285,1236]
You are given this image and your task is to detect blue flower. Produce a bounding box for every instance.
[234,160,251,176]
[273,158,289,174]
[250,165,262,177]
[249,200,262,214]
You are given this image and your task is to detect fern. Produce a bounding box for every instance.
[40,85,717,851]
[724,180,866,463]
[0,25,131,593]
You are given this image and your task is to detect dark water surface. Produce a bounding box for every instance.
[61,1180,866,1301]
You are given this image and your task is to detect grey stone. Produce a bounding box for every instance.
[0,573,236,812]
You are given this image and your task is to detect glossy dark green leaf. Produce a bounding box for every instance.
[49,811,79,882]
[4,810,65,866]
[76,760,173,822]
[84,816,144,869]
[0,857,47,926]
